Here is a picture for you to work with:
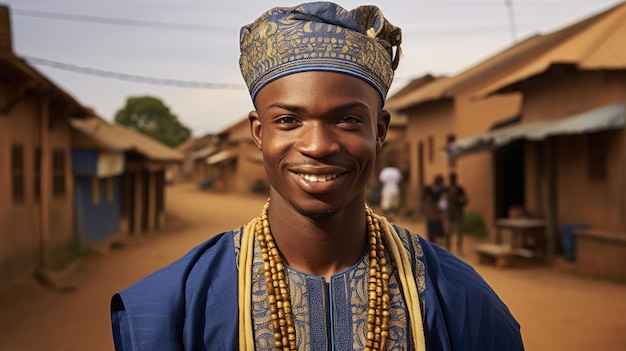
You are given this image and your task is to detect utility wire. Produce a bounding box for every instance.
[23,55,246,90]
[505,0,519,43]
[12,8,235,32]
[13,6,568,37]
[11,7,525,37]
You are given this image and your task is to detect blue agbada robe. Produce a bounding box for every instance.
[111,225,524,350]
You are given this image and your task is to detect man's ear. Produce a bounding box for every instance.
[376,110,391,150]
[249,110,262,150]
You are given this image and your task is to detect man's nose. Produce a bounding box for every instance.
[294,123,340,158]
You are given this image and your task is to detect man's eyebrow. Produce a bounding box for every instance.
[332,101,370,112]
[266,101,370,113]
[266,103,301,113]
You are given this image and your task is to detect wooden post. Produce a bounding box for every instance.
[535,142,543,217]
[147,171,156,232]
[133,171,143,235]
[545,139,557,263]
[39,96,50,269]
[408,139,419,210]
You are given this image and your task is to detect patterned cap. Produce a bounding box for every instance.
[239,2,402,101]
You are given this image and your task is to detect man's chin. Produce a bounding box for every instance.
[303,209,336,220]
[292,202,337,219]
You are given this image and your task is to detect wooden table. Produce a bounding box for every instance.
[475,218,548,267]
[495,218,546,243]
[495,218,547,258]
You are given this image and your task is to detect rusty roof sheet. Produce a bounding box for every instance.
[190,147,218,160]
[478,2,626,97]
[385,32,564,111]
[448,103,625,157]
[1,54,90,117]
[206,149,236,165]
[71,115,132,151]
[387,3,626,112]
[71,115,184,162]
[1,6,89,117]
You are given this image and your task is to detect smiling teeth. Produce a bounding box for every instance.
[299,173,338,182]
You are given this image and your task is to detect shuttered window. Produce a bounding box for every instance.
[11,144,25,204]
[52,149,66,197]
[34,147,41,200]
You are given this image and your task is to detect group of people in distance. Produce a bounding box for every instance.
[378,165,469,255]
[421,172,469,254]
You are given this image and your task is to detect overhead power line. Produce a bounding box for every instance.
[12,8,235,32]
[504,0,519,43]
[23,55,245,90]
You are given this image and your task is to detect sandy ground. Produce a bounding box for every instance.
[0,183,625,350]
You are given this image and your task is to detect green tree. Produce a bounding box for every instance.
[114,96,191,147]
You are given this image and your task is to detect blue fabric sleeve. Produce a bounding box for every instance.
[418,236,524,351]
[110,231,240,351]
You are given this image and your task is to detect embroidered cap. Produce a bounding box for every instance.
[239,2,402,101]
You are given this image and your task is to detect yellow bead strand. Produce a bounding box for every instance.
[255,201,391,350]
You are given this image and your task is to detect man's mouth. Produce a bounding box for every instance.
[297,173,338,182]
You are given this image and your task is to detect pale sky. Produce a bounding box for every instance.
[3,0,623,136]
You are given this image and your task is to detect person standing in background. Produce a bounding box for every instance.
[445,172,469,254]
[378,162,403,221]
[421,174,446,246]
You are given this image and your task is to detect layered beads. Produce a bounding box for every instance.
[255,201,391,351]
[364,206,391,351]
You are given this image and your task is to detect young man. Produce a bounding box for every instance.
[110,3,524,350]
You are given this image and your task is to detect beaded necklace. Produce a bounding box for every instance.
[255,200,391,351]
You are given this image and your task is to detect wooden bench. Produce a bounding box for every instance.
[475,243,534,268]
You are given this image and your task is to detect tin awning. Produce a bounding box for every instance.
[448,103,625,157]
[206,150,236,165]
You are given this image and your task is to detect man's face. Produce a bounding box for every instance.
[249,71,390,218]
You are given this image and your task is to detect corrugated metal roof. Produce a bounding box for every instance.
[206,150,236,165]
[71,116,133,151]
[71,115,184,162]
[448,103,625,157]
[386,2,626,112]
[385,74,437,108]
[385,29,563,111]
[385,31,570,111]
[112,123,184,162]
[190,147,217,160]
[385,76,451,111]
[477,2,626,97]
[2,6,89,117]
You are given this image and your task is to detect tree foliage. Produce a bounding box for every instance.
[114,96,191,147]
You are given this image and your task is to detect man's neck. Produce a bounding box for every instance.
[265,197,368,281]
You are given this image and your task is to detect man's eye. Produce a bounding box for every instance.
[275,116,300,129]
[278,116,297,124]
[338,116,361,124]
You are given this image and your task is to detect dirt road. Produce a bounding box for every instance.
[1,183,625,350]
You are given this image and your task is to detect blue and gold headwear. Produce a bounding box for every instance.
[239,2,402,102]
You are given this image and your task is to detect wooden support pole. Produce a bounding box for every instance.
[39,96,50,269]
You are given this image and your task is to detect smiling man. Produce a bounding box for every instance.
[110,3,524,350]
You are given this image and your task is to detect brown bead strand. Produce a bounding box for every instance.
[255,200,390,351]
[256,202,297,351]
[364,206,391,351]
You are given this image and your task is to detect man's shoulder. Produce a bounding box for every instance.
[113,228,240,305]
[393,226,523,350]
[110,228,242,350]
[391,224,506,299]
